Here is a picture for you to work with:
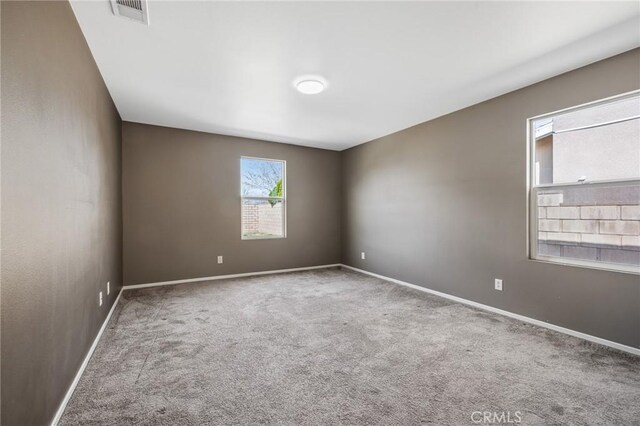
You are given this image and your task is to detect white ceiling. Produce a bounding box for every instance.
[70,1,640,151]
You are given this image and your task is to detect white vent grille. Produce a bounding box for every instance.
[110,0,149,25]
[117,0,142,11]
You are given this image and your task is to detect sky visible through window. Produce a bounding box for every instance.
[241,158,284,197]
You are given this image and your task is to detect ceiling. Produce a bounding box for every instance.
[70,1,640,151]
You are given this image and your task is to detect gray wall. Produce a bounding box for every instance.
[342,48,640,349]
[122,122,341,285]
[1,2,122,425]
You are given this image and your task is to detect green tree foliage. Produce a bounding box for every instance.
[268,179,282,207]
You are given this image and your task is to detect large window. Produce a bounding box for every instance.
[529,91,640,273]
[241,157,286,239]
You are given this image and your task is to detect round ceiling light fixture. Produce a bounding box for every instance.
[294,77,327,95]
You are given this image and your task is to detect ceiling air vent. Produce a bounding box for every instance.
[110,0,149,25]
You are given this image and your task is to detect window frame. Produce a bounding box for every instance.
[527,90,640,275]
[240,156,287,240]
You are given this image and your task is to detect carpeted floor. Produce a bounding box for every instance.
[60,268,640,425]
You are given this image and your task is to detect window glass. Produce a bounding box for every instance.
[530,93,640,273]
[241,199,284,239]
[533,96,640,185]
[241,157,285,239]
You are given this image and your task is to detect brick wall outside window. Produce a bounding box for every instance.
[242,203,284,237]
[537,184,640,266]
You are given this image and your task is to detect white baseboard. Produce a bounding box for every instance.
[51,288,123,426]
[340,264,640,356]
[123,264,342,290]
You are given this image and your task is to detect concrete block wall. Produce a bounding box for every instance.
[241,204,260,234]
[257,203,284,235]
[241,203,283,236]
[537,186,640,266]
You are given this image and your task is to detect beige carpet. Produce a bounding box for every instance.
[60,268,640,425]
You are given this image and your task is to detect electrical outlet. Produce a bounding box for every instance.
[361,252,366,260]
[99,291,103,306]
[217,256,223,264]
[494,279,503,291]
[107,281,110,295]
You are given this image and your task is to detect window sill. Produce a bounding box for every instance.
[241,236,287,241]
[528,256,640,275]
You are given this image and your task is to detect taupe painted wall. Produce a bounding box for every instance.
[342,48,640,349]
[1,2,122,425]
[123,122,341,285]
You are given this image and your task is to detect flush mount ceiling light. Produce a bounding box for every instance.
[294,77,327,95]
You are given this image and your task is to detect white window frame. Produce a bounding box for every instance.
[240,156,287,240]
[527,90,640,274]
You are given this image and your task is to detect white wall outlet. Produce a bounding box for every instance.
[107,281,110,295]
[494,279,503,291]
[99,291,103,306]
[361,252,366,260]
[217,255,223,264]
